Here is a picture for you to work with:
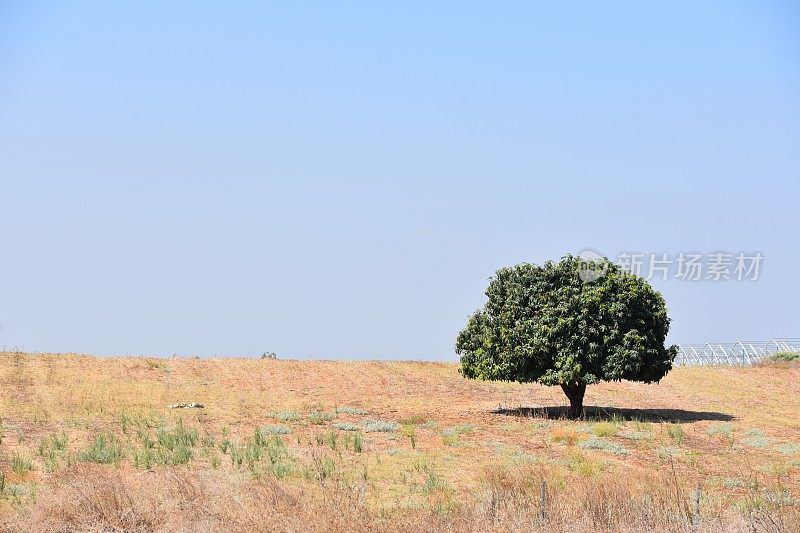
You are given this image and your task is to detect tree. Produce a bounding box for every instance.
[456,255,677,418]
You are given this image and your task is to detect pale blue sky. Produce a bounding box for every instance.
[1,2,798,359]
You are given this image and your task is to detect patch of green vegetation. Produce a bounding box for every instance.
[401,423,417,449]
[325,430,338,450]
[336,406,368,415]
[439,424,475,447]
[276,411,300,421]
[421,470,452,495]
[261,424,293,435]
[591,422,618,438]
[765,351,800,363]
[307,411,335,425]
[719,477,747,489]
[623,430,651,441]
[756,462,790,476]
[364,419,399,433]
[333,422,360,431]
[656,445,682,459]
[706,423,735,438]
[442,434,461,447]
[578,437,629,456]
[230,430,294,477]
[442,424,475,436]
[666,424,685,446]
[11,454,33,475]
[133,419,200,468]
[79,432,124,464]
[37,432,69,472]
[775,443,800,455]
[743,429,772,448]
[566,450,605,476]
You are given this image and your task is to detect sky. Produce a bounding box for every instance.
[1,1,798,360]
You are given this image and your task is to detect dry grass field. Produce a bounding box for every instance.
[0,352,798,532]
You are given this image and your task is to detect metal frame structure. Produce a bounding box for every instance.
[673,338,800,366]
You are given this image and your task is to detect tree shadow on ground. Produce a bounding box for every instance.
[490,405,734,423]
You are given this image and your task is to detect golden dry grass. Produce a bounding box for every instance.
[0,352,798,531]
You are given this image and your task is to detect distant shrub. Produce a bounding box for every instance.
[157,419,198,449]
[401,423,417,449]
[334,422,360,432]
[442,424,475,436]
[743,429,772,448]
[364,419,399,433]
[764,351,800,363]
[276,411,300,422]
[623,430,652,441]
[307,411,335,425]
[578,437,629,456]
[442,434,461,447]
[720,477,747,489]
[11,454,33,475]
[230,432,293,477]
[775,443,800,455]
[38,432,69,472]
[261,424,293,435]
[422,470,452,496]
[260,352,277,360]
[592,422,618,438]
[80,433,124,464]
[131,420,200,467]
[706,423,734,437]
[666,424,684,446]
[566,450,605,476]
[336,406,367,415]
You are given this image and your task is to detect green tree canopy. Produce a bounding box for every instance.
[456,255,677,417]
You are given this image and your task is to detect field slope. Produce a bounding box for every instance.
[0,352,798,531]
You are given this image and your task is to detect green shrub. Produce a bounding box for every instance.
[333,422,360,431]
[276,411,300,421]
[442,424,475,436]
[336,406,367,415]
[402,423,417,449]
[422,470,452,495]
[566,450,605,476]
[37,432,69,472]
[623,430,651,441]
[775,443,800,455]
[307,411,335,425]
[743,429,772,448]
[578,437,629,456]
[364,419,399,433]
[79,432,124,464]
[765,351,800,363]
[157,419,198,450]
[326,430,338,450]
[592,422,618,438]
[666,424,684,446]
[11,454,33,474]
[261,424,293,435]
[442,434,461,447]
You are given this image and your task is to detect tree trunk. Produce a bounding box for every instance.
[560,382,586,419]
